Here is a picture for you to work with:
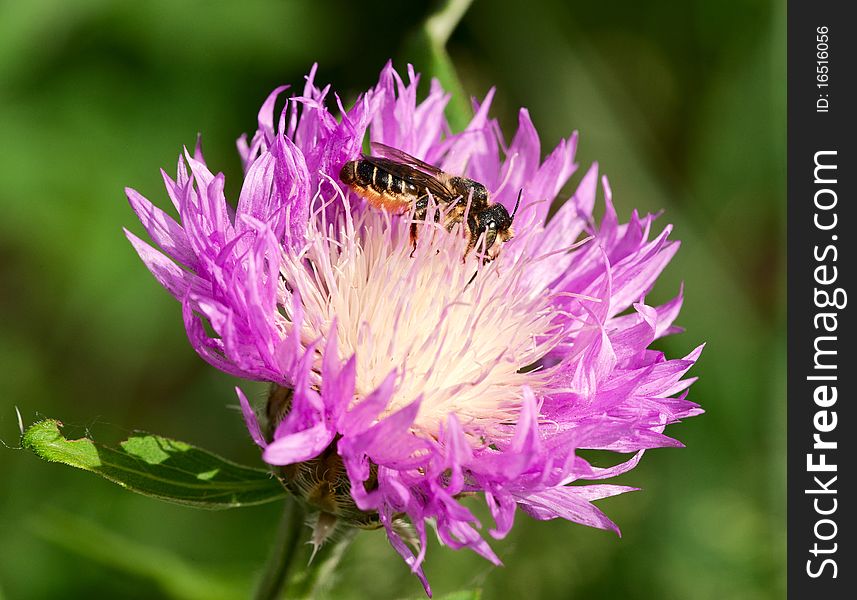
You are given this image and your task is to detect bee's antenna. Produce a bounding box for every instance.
[511,189,523,222]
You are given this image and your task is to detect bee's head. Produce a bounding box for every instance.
[470,203,514,260]
[468,190,522,260]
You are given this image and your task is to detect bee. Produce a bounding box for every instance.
[339,143,521,261]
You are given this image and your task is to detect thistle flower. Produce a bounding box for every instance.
[125,63,702,594]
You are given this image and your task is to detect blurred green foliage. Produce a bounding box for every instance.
[0,0,784,598]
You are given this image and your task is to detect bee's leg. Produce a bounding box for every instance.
[410,222,418,257]
[462,213,480,263]
[444,198,467,231]
[460,230,478,287]
[410,196,429,257]
[462,231,477,263]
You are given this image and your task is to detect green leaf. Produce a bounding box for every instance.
[401,0,474,132]
[23,419,285,509]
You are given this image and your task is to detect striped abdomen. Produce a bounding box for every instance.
[339,160,420,211]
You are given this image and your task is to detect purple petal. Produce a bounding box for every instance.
[236,387,267,448]
[263,421,334,465]
[125,187,197,268]
[516,485,637,535]
[125,230,196,300]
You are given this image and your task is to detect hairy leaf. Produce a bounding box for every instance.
[23,419,285,509]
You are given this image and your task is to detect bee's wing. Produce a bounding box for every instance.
[361,155,455,202]
[369,142,445,176]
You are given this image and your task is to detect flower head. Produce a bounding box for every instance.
[126,63,702,594]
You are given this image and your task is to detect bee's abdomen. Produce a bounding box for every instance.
[339,160,359,185]
[340,160,417,198]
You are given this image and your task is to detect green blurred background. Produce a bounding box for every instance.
[0,0,784,598]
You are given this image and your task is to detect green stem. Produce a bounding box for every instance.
[400,0,475,132]
[425,0,475,47]
[254,497,307,600]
